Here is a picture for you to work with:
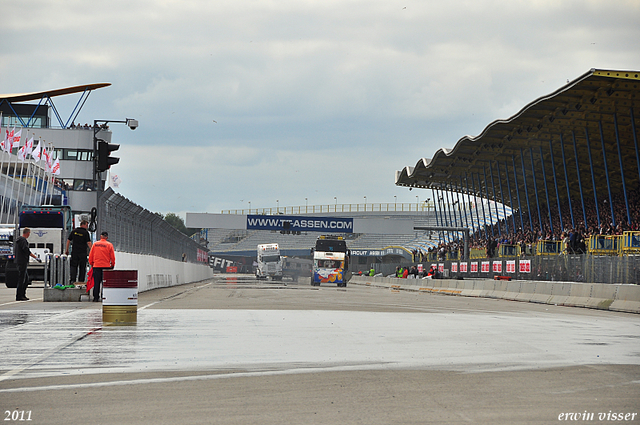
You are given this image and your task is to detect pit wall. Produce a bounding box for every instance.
[349,275,640,314]
[115,252,214,293]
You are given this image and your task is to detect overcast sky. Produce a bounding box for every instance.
[1,0,638,217]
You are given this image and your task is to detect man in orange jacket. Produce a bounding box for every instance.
[88,231,115,302]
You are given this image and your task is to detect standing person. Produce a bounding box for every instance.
[65,219,92,284]
[14,227,40,301]
[88,231,115,302]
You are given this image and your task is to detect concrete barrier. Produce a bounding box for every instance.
[43,287,85,302]
[348,275,639,314]
[115,252,213,292]
[610,285,640,314]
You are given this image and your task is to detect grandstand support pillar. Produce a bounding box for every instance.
[631,107,640,191]
[572,130,588,228]
[471,173,487,239]
[445,184,455,230]
[495,161,509,235]
[489,161,503,235]
[435,188,445,240]
[584,126,601,228]
[504,161,517,233]
[599,120,616,227]
[431,188,440,229]
[613,113,631,225]
[456,184,469,227]
[559,134,575,229]
[463,174,476,236]
[414,226,470,260]
[512,156,525,231]
[459,177,470,232]
[548,140,564,232]
[482,166,495,236]
[519,149,534,231]
[539,146,554,236]
[528,148,544,234]
[478,173,493,239]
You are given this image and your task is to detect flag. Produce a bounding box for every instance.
[11,128,22,149]
[31,140,42,161]
[51,158,60,175]
[41,147,51,170]
[109,173,122,188]
[18,137,33,161]
[3,127,14,152]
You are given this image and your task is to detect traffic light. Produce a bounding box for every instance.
[96,139,120,172]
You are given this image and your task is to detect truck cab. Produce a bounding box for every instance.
[256,243,283,281]
[4,205,74,288]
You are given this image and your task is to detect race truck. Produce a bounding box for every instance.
[4,205,74,288]
[311,235,351,287]
[256,243,283,280]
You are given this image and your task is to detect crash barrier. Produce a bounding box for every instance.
[98,188,207,264]
[102,270,138,325]
[115,252,213,292]
[350,275,640,314]
[369,255,640,285]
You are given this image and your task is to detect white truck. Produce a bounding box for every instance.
[4,205,73,288]
[256,243,283,280]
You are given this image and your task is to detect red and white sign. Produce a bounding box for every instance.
[451,263,458,273]
[492,261,502,273]
[438,263,444,273]
[481,261,490,273]
[460,262,468,273]
[470,262,478,273]
[417,264,423,272]
[519,259,531,273]
[506,260,516,273]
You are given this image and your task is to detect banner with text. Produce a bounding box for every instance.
[247,215,353,233]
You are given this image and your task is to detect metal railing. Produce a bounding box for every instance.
[98,188,206,263]
[222,202,435,215]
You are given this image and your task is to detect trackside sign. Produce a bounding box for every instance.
[247,215,353,233]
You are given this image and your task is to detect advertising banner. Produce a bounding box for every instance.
[470,262,478,273]
[493,261,502,273]
[519,259,531,273]
[506,260,516,273]
[247,215,353,233]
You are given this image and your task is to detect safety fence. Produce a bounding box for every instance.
[98,188,207,264]
[368,255,640,285]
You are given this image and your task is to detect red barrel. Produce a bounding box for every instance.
[102,270,138,325]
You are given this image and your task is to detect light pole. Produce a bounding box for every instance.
[276,199,279,213]
[92,118,138,234]
[416,195,419,210]
[248,201,251,213]
[363,196,367,212]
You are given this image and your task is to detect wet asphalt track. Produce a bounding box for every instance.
[0,275,639,424]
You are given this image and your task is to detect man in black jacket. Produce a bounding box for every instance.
[65,220,92,284]
[15,227,40,301]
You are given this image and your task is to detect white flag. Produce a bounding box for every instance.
[11,128,22,149]
[51,158,60,175]
[109,173,122,188]
[31,140,42,161]
[3,127,14,152]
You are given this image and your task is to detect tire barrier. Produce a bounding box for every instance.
[350,275,640,314]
